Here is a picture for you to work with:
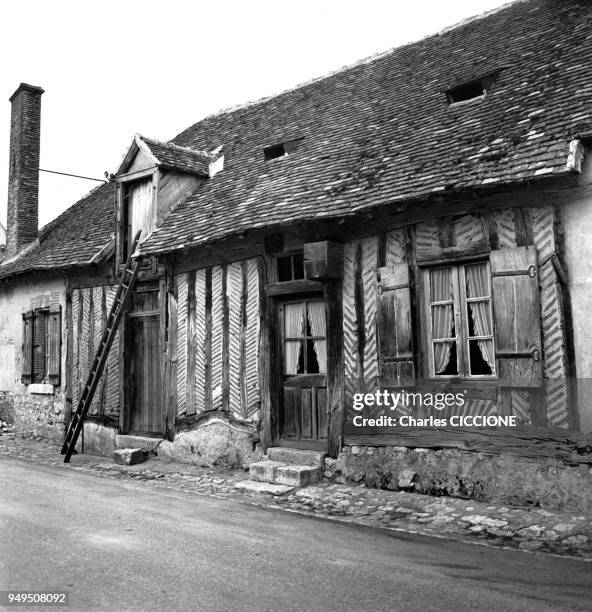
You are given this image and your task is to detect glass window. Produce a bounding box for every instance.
[425,262,495,378]
[283,300,326,375]
[277,252,305,282]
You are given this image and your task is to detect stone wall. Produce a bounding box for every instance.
[333,445,592,513]
[12,387,66,444]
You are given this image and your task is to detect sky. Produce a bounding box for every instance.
[0,0,512,229]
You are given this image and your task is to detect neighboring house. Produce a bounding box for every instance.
[2,0,592,506]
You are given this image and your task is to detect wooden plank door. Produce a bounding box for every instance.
[127,286,163,436]
[278,298,328,448]
[129,314,162,435]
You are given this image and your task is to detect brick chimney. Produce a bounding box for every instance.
[6,83,44,258]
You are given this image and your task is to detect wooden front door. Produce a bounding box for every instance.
[127,287,163,436]
[278,297,328,448]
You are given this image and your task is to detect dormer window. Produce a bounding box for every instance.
[115,134,209,264]
[264,138,303,161]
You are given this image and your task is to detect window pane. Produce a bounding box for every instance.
[434,342,458,375]
[465,263,489,298]
[430,267,452,302]
[307,301,326,337]
[469,339,494,375]
[285,340,303,374]
[278,256,293,282]
[284,303,304,337]
[306,339,321,374]
[292,253,304,280]
[432,305,455,339]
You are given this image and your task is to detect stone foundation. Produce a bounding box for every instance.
[334,445,592,513]
[82,422,116,457]
[158,418,262,468]
[12,386,66,444]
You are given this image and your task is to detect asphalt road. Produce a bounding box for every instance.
[0,458,591,612]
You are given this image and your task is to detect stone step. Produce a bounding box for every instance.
[275,464,322,487]
[113,448,147,465]
[249,460,287,483]
[115,435,162,453]
[267,447,325,467]
[234,480,294,496]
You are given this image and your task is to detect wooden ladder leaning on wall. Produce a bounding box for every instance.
[61,231,142,463]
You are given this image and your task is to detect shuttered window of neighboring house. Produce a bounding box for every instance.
[22,305,61,385]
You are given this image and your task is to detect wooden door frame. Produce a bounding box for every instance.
[119,282,166,437]
[275,294,327,451]
[264,278,344,457]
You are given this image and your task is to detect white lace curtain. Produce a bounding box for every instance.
[430,268,454,374]
[307,302,327,374]
[284,303,304,374]
[465,264,495,370]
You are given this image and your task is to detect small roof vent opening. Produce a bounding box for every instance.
[446,72,499,106]
[264,137,303,161]
[447,80,484,104]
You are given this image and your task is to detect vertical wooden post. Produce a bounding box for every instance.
[204,268,213,412]
[221,265,230,411]
[326,279,344,458]
[186,271,197,416]
[258,257,274,451]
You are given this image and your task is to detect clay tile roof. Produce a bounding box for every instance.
[0,182,116,280]
[139,136,210,176]
[139,0,592,255]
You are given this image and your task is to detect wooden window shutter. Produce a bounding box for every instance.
[490,246,542,387]
[48,305,62,385]
[22,311,34,384]
[376,264,415,386]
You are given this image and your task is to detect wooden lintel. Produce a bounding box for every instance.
[416,240,490,264]
[266,279,325,296]
[344,424,592,465]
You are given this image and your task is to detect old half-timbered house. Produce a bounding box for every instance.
[2,0,592,507]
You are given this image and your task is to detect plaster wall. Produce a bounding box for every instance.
[0,273,67,441]
[562,155,592,432]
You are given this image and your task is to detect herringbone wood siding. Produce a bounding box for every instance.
[227,262,243,417]
[176,273,188,417]
[362,237,379,389]
[454,214,486,245]
[195,269,207,414]
[210,266,224,410]
[245,259,260,418]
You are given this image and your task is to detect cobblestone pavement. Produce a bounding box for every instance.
[2,429,592,561]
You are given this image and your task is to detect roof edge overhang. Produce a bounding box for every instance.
[138,167,581,258]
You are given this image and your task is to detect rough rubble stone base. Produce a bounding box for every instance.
[157,419,262,468]
[335,445,592,513]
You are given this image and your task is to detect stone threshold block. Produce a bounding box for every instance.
[267,447,325,467]
[113,448,148,465]
[234,480,294,496]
